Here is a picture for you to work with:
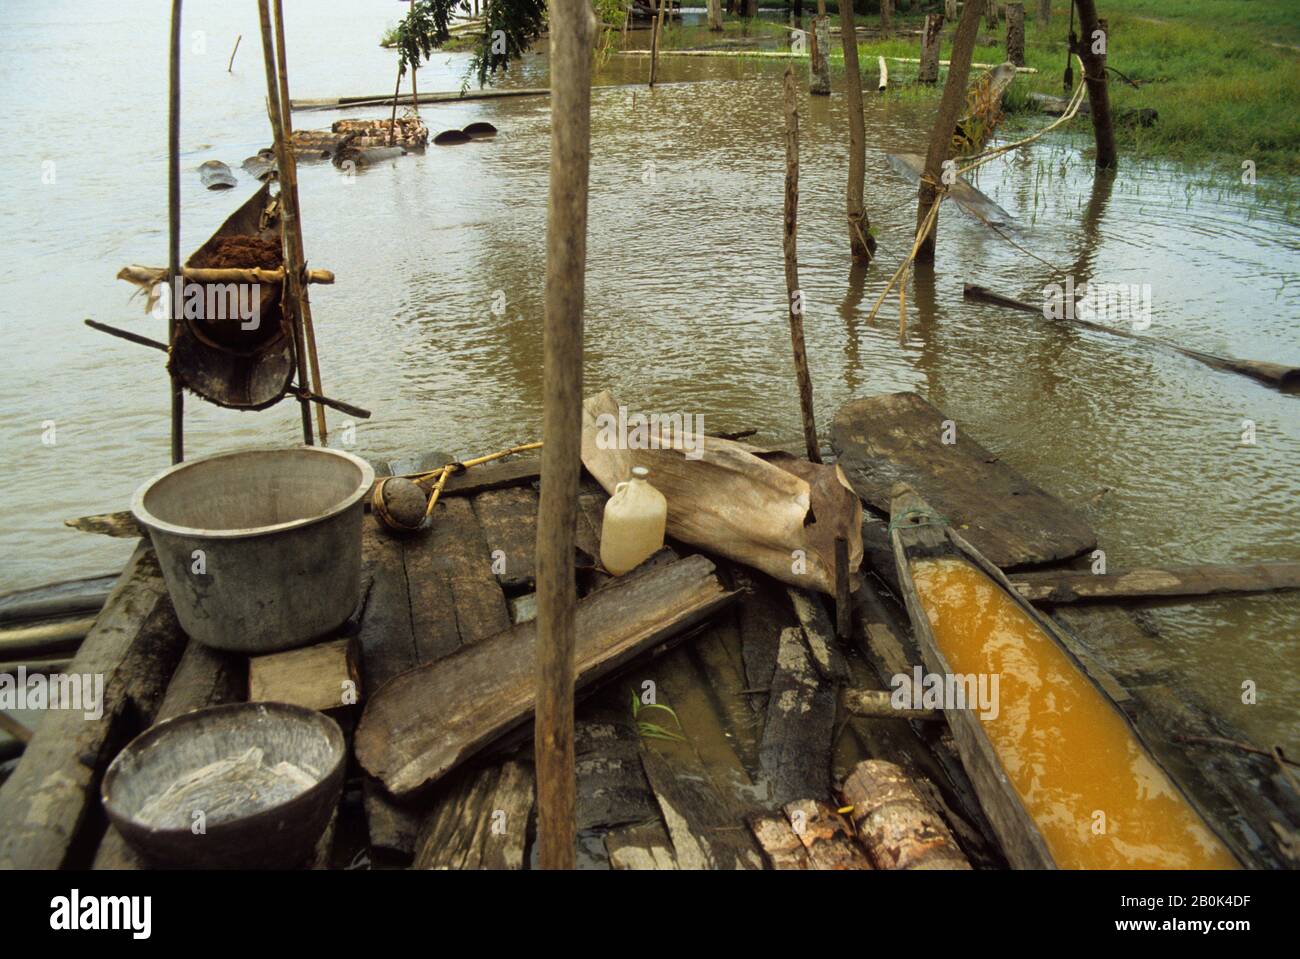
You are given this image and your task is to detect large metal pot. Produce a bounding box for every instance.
[131,447,374,652]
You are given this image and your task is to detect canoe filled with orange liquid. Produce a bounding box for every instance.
[909,556,1238,870]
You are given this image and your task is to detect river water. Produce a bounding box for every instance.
[0,1,1295,750]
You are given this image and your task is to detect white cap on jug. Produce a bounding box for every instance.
[631,466,649,479]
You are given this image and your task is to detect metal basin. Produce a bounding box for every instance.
[131,447,374,652]
[102,702,346,869]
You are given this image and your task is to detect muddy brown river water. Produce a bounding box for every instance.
[0,2,1295,751]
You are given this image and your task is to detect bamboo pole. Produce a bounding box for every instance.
[782,67,820,465]
[838,0,874,262]
[257,0,313,445]
[1073,2,1116,169]
[914,0,982,264]
[168,0,184,464]
[535,0,594,871]
[272,0,328,444]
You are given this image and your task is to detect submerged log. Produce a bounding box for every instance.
[1010,562,1300,604]
[840,759,971,869]
[964,283,1300,389]
[356,554,737,797]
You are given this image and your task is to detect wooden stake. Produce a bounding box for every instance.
[409,0,420,117]
[535,0,594,871]
[273,0,328,444]
[914,0,982,264]
[782,67,821,465]
[1073,3,1116,169]
[880,0,892,38]
[708,0,723,32]
[839,0,874,262]
[227,34,241,73]
[168,0,184,465]
[1037,0,1051,28]
[257,0,313,445]
[809,15,831,95]
[649,0,666,88]
[918,13,944,84]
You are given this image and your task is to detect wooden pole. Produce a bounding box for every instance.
[227,34,241,73]
[409,0,420,117]
[168,0,184,465]
[839,0,874,262]
[1037,0,1051,28]
[809,13,830,95]
[945,0,958,21]
[708,0,723,32]
[257,0,313,445]
[273,0,328,445]
[918,13,944,84]
[985,0,999,30]
[879,0,892,38]
[782,67,821,465]
[1073,3,1116,169]
[388,64,402,146]
[914,0,982,264]
[1006,2,1026,66]
[649,0,666,88]
[535,0,594,871]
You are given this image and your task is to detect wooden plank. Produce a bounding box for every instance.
[428,497,510,646]
[783,798,873,870]
[64,511,145,539]
[362,778,423,868]
[787,588,850,683]
[93,640,246,870]
[358,523,417,690]
[0,546,188,869]
[1010,561,1300,604]
[441,456,540,497]
[248,637,360,714]
[736,569,794,717]
[471,487,539,592]
[605,819,678,870]
[574,718,658,831]
[759,628,837,806]
[413,759,535,869]
[831,392,1096,567]
[356,555,738,797]
[402,525,461,664]
[638,742,763,870]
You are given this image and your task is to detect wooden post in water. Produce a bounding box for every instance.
[708,0,723,32]
[649,0,666,88]
[257,0,313,445]
[919,13,944,84]
[535,0,594,871]
[273,0,328,444]
[1073,2,1116,169]
[914,0,982,264]
[809,3,831,96]
[409,0,420,117]
[167,0,184,464]
[1037,0,1051,28]
[839,0,875,263]
[1006,2,1026,66]
[782,67,821,465]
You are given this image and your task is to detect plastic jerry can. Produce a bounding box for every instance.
[599,466,667,576]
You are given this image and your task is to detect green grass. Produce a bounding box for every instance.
[840,1,1300,176]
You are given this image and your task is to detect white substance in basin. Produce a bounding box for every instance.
[136,747,319,829]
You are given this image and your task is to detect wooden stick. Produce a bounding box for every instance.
[257,0,313,445]
[914,0,983,264]
[168,0,184,464]
[782,68,821,465]
[842,688,942,721]
[535,0,594,871]
[1073,3,1116,169]
[649,0,666,88]
[273,0,328,443]
[409,1,419,117]
[834,535,852,639]
[227,33,241,72]
[839,0,874,262]
[118,265,334,285]
[1009,561,1300,604]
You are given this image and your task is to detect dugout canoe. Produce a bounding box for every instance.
[888,483,1245,870]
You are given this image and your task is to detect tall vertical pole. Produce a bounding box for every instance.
[914,0,982,263]
[258,0,314,445]
[167,0,184,464]
[839,0,874,262]
[649,0,666,88]
[535,0,593,871]
[1074,1,1116,169]
[273,0,328,444]
[782,67,821,465]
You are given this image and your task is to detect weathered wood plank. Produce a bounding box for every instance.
[736,569,794,717]
[442,456,540,497]
[413,759,534,869]
[574,718,658,832]
[787,588,850,683]
[64,511,145,539]
[471,487,539,593]
[831,392,1096,567]
[0,546,188,869]
[759,628,836,806]
[1011,561,1300,604]
[358,523,417,690]
[356,555,738,797]
[248,637,360,714]
[605,819,678,870]
[428,497,510,646]
[362,778,423,868]
[400,529,461,664]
